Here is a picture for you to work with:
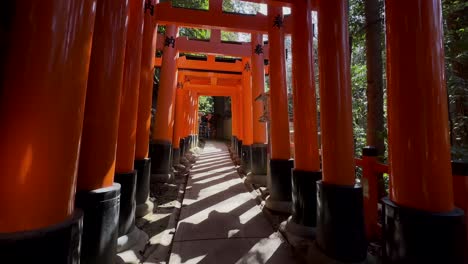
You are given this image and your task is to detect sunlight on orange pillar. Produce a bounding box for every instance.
[268,6,291,160]
[251,33,267,144]
[185,90,191,136]
[182,89,189,139]
[237,88,245,141]
[231,94,239,138]
[291,0,320,172]
[173,88,185,149]
[188,91,195,135]
[318,0,356,186]
[78,0,129,191]
[116,0,145,173]
[152,24,179,143]
[242,58,254,145]
[136,0,159,160]
[0,0,96,233]
[386,0,454,212]
[195,95,200,135]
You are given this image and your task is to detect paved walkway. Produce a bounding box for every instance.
[169,141,297,264]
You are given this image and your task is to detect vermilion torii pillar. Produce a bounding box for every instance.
[180,89,190,157]
[231,93,240,157]
[151,24,179,182]
[115,0,145,250]
[134,0,158,218]
[172,84,185,167]
[235,88,245,163]
[75,0,128,262]
[0,0,96,261]
[266,5,294,214]
[383,0,466,262]
[185,90,195,152]
[285,0,322,238]
[248,33,268,185]
[193,94,200,147]
[315,0,367,262]
[240,58,254,173]
[187,90,196,150]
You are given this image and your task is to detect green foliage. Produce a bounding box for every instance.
[349,0,372,156]
[351,64,368,153]
[199,96,214,114]
[444,0,468,161]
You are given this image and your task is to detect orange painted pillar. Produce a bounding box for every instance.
[190,93,200,149]
[78,0,128,192]
[0,0,95,258]
[287,0,322,233]
[195,94,200,142]
[172,85,185,165]
[250,33,268,177]
[235,87,245,160]
[115,0,145,237]
[360,147,379,241]
[151,24,179,181]
[185,89,192,153]
[382,1,466,262]
[241,58,254,172]
[315,0,367,261]
[185,90,193,151]
[265,5,293,213]
[74,0,128,261]
[188,90,195,140]
[136,0,158,160]
[231,94,239,154]
[134,0,159,218]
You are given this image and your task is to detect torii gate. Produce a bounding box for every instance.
[1,0,465,264]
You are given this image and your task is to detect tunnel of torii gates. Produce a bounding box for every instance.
[1,0,468,263]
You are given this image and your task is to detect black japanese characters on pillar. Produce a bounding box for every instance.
[244,62,251,72]
[254,44,264,55]
[164,36,176,48]
[273,15,284,28]
[144,0,154,16]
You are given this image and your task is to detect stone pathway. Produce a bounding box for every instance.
[168,141,297,264]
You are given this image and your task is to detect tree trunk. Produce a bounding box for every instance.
[364,0,385,157]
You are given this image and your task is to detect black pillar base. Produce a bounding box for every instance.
[150,141,174,182]
[134,158,153,217]
[251,143,268,175]
[292,170,322,228]
[179,138,185,156]
[114,171,137,237]
[76,184,120,264]
[382,197,467,263]
[237,139,243,159]
[232,136,238,157]
[231,136,236,154]
[316,181,367,263]
[241,145,252,173]
[185,136,191,152]
[265,159,294,213]
[190,134,196,149]
[0,210,83,263]
[173,148,181,166]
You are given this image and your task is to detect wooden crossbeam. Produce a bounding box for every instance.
[186,83,239,97]
[154,56,270,75]
[156,32,270,58]
[239,0,317,9]
[154,2,271,33]
[179,70,242,80]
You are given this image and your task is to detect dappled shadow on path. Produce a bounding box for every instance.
[168,140,297,264]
